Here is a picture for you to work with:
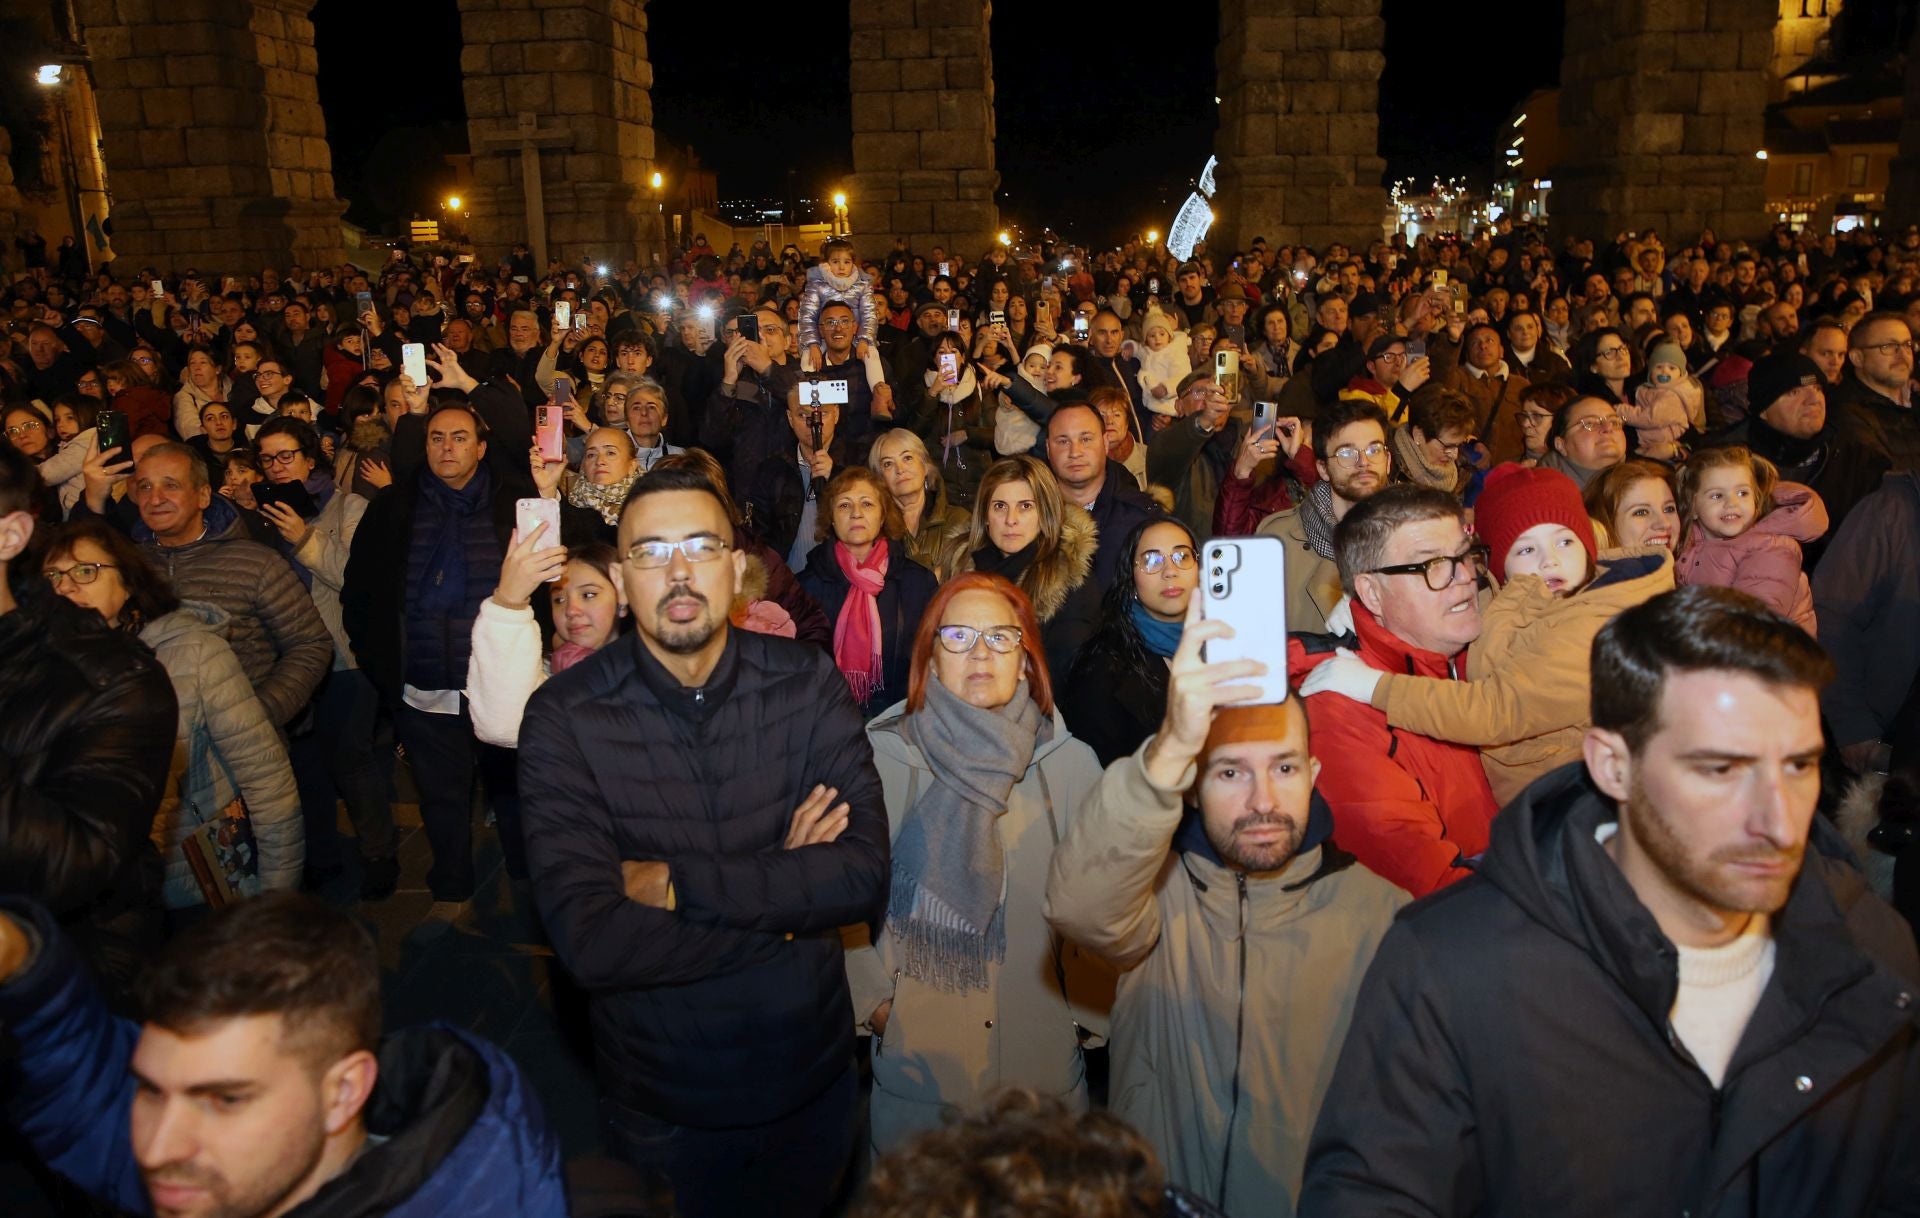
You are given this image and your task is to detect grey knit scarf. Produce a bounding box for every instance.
[887,676,1047,992]
[1301,480,1339,561]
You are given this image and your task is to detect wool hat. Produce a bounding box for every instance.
[1475,464,1598,583]
[1746,351,1824,416]
[1203,701,1303,760]
[1646,340,1686,370]
[1142,313,1176,341]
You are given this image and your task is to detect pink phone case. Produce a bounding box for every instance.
[536,406,565,462]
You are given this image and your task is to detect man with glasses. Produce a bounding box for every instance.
[704,305,801,488]
[241,357,295,432]
[1357,334,1429,424]
[343,388,537,924]
[810,300,889,448]
[1289,484,1498,896]
[1257,397,1395,633]
[1837,312,1918,470]
[518,465,887,1218]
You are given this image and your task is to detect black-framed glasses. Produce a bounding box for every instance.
[934,624,1024,654]
[1429,437,1473,459]
[1515,410,1555,428]
[625,535,729,569]
[259,449,303,467]
[1594,345,1630,359]
[1856,338,1916,358]
[1368,545,1488,592]
[1136,546,1197,574]
[43,561,116,586]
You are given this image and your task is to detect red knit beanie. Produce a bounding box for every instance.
[1475,464,1598,583]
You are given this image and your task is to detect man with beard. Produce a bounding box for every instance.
[1302,585,1920,1217]
[1255,397,1393,633]
[0,891,566,1218]
[517,466,889,1218]
[1046,599,1406,1216]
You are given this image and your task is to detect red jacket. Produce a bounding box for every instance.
[1287,613,1498,897]
[322,341,368,415]
[1213,443,1320,535]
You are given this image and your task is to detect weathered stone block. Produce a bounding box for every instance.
[1326,113,1377,157]
[853,132,922,172]
[850,59,901,93]
[943,57,985,89]
[891,200,933,233]
[1295,17,1340,50]
[543,8,604,40]
[504,73,554,112]
[936,90,985,130]
[851,0,915,30]
[852,94,895,133]
[920,129,988,170]
[884,27,931,58]
[892,90,938,131]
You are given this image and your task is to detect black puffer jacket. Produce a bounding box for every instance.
[1301,762,1920,1218]
[0,582,177,1003]
[517,629,890,1129]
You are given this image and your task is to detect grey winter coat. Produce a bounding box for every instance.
[138,495,334,725]
[290,486,367,670]
[847,701,1115,1151]
[140,604,304,909]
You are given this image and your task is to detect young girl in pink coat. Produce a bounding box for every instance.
[1674,445,1827,635]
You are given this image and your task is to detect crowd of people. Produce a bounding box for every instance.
[1,213,1918,1218]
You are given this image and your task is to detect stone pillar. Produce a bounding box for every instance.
[75,0,343,273]
[458,0,661,269]
[1553,0,1772,241]
[847,0,998,257]
[1211,0,1387,251]
[1885,13,1920,230]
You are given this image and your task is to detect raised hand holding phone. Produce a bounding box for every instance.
[1143,593,1270,789]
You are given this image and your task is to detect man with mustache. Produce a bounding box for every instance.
[517,465,889,1218]
[1303,585,1920,1217]
[1046,597,1406,1215]
[1288,484,1500,896]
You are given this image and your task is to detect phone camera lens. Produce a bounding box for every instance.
[1211,583,1225,595]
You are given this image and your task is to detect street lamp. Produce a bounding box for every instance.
[36,64,61,85]
[651,171,664,190]
[832,190,849,237]
[998,230,1011,246]
[34,62,88,261]
[1146,229,1159,245]
[445,195,462,211]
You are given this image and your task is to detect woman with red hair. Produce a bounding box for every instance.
[846,572,1114,1151]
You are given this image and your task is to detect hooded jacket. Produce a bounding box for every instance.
[1045,742,1406,1216]
[947,502,1101,684]
[849,702,1113,1148]
[1287,613,1499,897]
[0,897,568,1218]
[136,494,335,727]
[1676,481,1827,635]
[1369,548,1673,805]
[139,603,304,909]
[1300,763,1920,1218]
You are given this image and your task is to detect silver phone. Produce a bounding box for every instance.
[1200,537,1291,705]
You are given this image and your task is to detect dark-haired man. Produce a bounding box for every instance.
[0,891,567,1217]
[1302,585,1920,1217]
[519,467,888,1218]
[1048,598,1404,1214]
[1046,400,1156,586]
[1256,397,1393,633]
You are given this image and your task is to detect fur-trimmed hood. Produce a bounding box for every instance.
[949,502,1097,623]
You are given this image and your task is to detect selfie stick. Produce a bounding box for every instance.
[807,388,823,501]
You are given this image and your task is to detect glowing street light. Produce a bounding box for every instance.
[650,171,664,190]
[36,64,62,86]
[997,230,1011,246]
[832,191,848,209]
[444,195,462,211]
[1146,229,1159,245]
[1755,149,1769,160]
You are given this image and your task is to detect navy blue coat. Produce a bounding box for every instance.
[797,536,939,718]
[0,897,569,1218]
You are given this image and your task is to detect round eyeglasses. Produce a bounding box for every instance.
[1136,546,1197,574]
[934,624,1024,654]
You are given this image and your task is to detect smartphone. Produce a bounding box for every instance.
[1044,276,1054,289]
[149,278,165,298]
[938,351,960,386]
[738,313,760,343]
[1200,537,1291,705]
[401,343,428,387]
[553,300,571,331]
[947,308,962,332]
[938,261,951,277]
[1072,316,1089,341]
[988,309,1006,329]
[354,291,374,319]
[1453,296,1466,316]
[1432,269,1450,288]
[1214,349,1239,386]
[253,479,317,518]
[551,375,575,410]
[800,378,852,407]
[1222,323,1247,345]
[1252,400,1276,443]
[95,408,129,455]
[1149,277,1161,296]
[535,404,566,462]
[515,498,563,579]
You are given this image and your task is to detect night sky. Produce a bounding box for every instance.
[310,0,1564,246]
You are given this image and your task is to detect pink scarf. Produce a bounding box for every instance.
[833,540,889,705]
[551,642,596,674]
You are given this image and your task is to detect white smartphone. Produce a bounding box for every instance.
[515,497,563,580]
[149,278,165,297]
[938,261,951,277]
[554,300,572,331]
[1200,536,1291,705]
[947,307,961,331]
[401,343,428,387]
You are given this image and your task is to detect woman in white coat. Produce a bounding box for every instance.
[847,571,1114,1151]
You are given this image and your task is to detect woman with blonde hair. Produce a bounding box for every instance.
[869,428,970,574]
[945,455,1100,681]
